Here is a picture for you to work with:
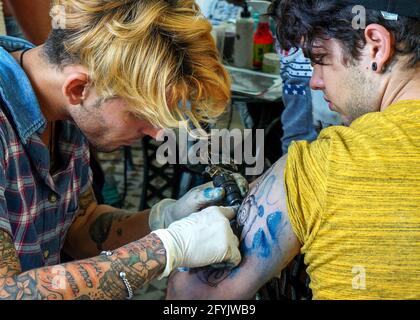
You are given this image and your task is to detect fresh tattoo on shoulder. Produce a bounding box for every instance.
[0,230,21,278]
[88,211,135,251]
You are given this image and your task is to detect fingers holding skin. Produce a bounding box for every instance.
[166,206,242,270]
[191,206,236,221]
[206,206,241,268]
[224,244,241,268]
[212,223,241,268]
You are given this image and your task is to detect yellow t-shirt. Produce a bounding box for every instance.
[284,100,420,299]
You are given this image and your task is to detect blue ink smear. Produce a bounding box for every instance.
[267,211,282,240]
[204,187,224,199]
[203,187,214,199]
[258,205,264,217]
[252,228,270,258]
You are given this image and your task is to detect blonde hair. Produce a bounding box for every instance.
[46,0,231,129]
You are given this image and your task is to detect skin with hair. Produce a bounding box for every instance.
[0,0,234,300]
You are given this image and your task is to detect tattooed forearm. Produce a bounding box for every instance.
[89,212,115,251]
[66,271,80,297]
[78,265,94,288]
[0,233,166,300]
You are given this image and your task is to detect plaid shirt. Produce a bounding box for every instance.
[0,36,92,272]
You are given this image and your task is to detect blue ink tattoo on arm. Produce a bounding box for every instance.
[193,165,286,287]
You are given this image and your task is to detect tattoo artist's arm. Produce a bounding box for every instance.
[167,156,301,299]
[4,0,51,45]
[64,187,151,259]
[0,229,165,300]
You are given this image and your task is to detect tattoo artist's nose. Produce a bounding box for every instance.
[310,65,325,91]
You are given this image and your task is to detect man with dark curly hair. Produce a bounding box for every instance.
[168,0,420,300]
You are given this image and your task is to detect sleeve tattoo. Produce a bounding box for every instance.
[0,231,21,278]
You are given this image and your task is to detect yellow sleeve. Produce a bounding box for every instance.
[284,138,330,250]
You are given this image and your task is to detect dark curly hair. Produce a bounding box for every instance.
[268,0,420,68]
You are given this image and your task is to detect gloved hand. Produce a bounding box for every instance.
[149,173,248,231]
[152,206,241,279]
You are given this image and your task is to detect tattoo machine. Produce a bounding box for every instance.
[176,163,245,272]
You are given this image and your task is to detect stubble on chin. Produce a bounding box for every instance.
[342,66,378,125]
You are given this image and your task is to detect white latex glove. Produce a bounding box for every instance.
[152,206,241,279]
[149,173,248,231]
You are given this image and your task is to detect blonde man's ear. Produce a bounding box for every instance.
[62,72,90,106]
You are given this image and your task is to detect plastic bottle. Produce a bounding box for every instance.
[253,14,274,69]
[233,3,254,69]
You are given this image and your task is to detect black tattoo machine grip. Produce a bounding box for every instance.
[212,172,243,207]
